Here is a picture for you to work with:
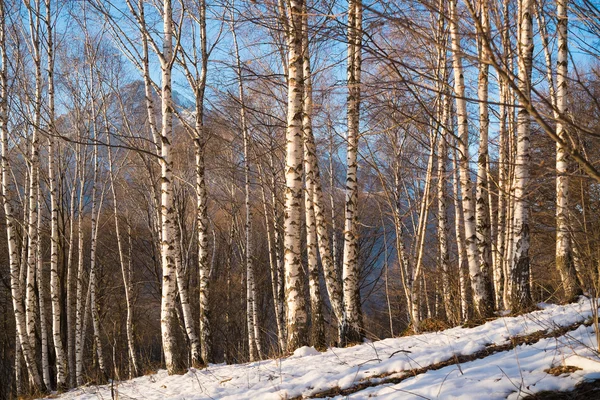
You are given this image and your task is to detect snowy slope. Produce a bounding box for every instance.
[48,298,600,400]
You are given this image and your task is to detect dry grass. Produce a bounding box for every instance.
[544,365,583,376]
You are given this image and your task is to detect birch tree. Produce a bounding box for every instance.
[301,1,325,349]
[66,125,78,387]
[175,0,213,365]
[283,0,308,351]
[88,68,107,378]
[475,0,494,308]
[452,147,470,321]
[492,0,510,309]
[159,0,181,373]
[74,131,86,386]
[0,1,42,388]
[23,0,42,363]
[270,149,287,350]
[510,0,534,307]
[433,7,453,321]
[193,0,213,365]
[36,189,50,388]
[45,0,67,385]
[341,0,363,345]
[107,116,139,378]
[449,0,492,318]
[257,158,286,352]
[554,0,580,300]
[230,14,262,360]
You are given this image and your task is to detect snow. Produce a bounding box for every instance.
[292,345,322,358]
[46,297,600,400]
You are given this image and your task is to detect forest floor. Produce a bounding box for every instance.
[44,298,600,399]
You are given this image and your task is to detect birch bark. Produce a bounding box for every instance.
[449,0,492,318]
[495,78,508,310]
[66,143,78,387]
[452,147,469,322]
[230,18,262,360]
[433,0,453,323]
[177,0,211,365]
[107,129,139,378]
[475,0,495,310]
[0,3,42,387]
[269,152,286,350]
[555,0,580,299]
[173,222,201,365]
[24,0,42,358]
[283,0,308,351]
[45,0,67,383]
[437,99,452,323]
[295,9,345,339]
[37,189,51,389]
[74,138,86,385]
[342,0,363,345]
[159,0,181,373]
[257,160,286,352]
[302,4,325,349]
[510,0,534,307]
[88,93,107,378]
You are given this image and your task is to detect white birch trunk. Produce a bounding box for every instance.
[159,0,180,373]
[391,156,413,326]
[302,10,325,349]
[196,94,212,362]
[88,106,107,378]
[178,0,212,365]
[284,0,308,351]
[37,190,51,389]
[329,135,339,275]
[197,149,212,365]
[503,93,517,308]
[66,147,78,387]
[495,78,508,310]
[75,139,86,386]
[300,17,344,338]
[452,147,469,322]
[475,0,495,311]
[433,0,453,323]
[45,3,67,382]
[0,5,42,386]
[107,131,139,378]
[25,125,39,361]
[410,133,436,331]
[437,101,453,323]
[510,0,534,308]
[25,2,42,356]
[74,139,86,384]
[342,0,363,345]
[245,143,258,362]
[555,0,579,299]
[15,333,23,395]
[269,152,287,351]
[449,0,491,318]
[173,225,202,365]
[380,210,394,336]
[230,20,261,360]
[257,161,286,352]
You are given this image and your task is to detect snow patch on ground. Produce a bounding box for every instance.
[292,345,321,358]
[46,297,600,400]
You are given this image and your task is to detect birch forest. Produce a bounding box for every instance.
[2,0,600,397]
